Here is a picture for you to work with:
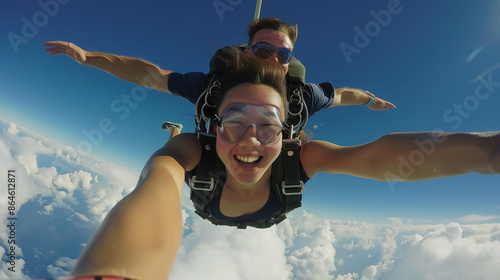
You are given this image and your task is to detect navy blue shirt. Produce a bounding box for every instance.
[168,72,335,117]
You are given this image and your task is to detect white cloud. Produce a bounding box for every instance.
[74,212,91,223]
[33,167,58,189]
[38,204,54,215]
[5,122,19,135]
[336,272,359,280]
[16,153,38,175]
[171,215,292,280]
[492,231,500,242]
[171,211,340,280]
[2,116,500,280]
[53,170,95,196]
[0,116,138,223]
[285,213,337,280]
[384,222,500,280]
[47,257,77,279]
[458,214,498,223]
[360,265,378,280]
[33,247,47,258]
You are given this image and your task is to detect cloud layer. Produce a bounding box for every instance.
[1,116,499,280]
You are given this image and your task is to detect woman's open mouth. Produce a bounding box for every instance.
[234,155,263,166]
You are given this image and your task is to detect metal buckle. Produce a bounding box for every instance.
[190,176,215,191]
[281,181,304,195]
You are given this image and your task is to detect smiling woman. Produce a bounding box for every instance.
[213,86,286,218]
[63,50,500,279]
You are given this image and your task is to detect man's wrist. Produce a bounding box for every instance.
[363,91,375,107]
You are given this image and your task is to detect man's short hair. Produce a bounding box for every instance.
[248,17,298,45]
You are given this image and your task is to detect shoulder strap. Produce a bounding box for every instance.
[284,55,308,139]
[194,74,223,133]
[283,81,307,139]
[271,138,304,215]
[188,132,217,191]
[188,132,224,216]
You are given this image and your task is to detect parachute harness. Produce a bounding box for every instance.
[188,47,307,229]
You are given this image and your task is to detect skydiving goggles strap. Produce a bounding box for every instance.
[189,132,217,191]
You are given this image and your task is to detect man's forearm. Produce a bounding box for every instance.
[331,87,372,107]
[84,52,171,92]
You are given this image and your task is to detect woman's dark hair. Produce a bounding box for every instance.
[218,51,288,112]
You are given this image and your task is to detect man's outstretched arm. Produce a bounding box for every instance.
[44,41,172,93]
[331,87,396,110]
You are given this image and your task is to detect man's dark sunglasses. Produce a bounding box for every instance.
[250,42,292,65]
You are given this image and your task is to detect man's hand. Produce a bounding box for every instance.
[369,96,396,110]
[44,41,87,64]
[331,87,396,109]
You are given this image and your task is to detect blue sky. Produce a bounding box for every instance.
[1,0,499,226]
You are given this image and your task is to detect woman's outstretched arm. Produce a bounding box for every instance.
[301,131,500,181]
[70,133,201,280]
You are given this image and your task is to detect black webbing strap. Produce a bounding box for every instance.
[271,140,303,216]
[195,74,223,133]
[190,132,223,219]
[189,132,217,191]
[281,139,304,197]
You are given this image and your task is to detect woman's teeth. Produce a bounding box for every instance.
[235,155,261,163]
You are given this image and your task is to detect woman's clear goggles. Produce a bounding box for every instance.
[218,103,283,145]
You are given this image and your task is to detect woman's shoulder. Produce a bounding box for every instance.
[301,140,340,155]
[158,133,203,171]
[300,140,325,178]
[300,140,344,177]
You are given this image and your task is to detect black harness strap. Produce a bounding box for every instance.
[195,74,223,133]
[283,57,307,139]
[188,133,223,221]
[279,139,304,202]
[271,139,303,219]
[189,132,217,192]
